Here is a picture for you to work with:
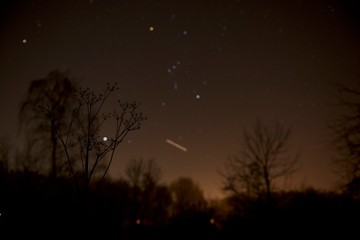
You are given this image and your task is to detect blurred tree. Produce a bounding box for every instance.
[17,69,77,177]
[168,177,211,239]
[0,136,11,211]
[0,136,10,173]
[124,158,171,225]
[125,158,161,189]
[221,120,298,199]
[328,82,360,196]
[169,176,207,216]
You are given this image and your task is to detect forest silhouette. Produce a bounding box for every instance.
[0,70,359,239]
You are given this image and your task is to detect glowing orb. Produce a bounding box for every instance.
[149,26,154,31]
[103,137,108,142]
[196,94,201,99]
[22,39,27,43]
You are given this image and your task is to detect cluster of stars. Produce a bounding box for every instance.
[167,61,181,74]
[148,24,193,98]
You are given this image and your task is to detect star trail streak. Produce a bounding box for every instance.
[166,139,188,152]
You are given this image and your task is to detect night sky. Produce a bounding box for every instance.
[0,0,359,198]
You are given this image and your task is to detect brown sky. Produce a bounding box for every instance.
[0,0,359,198]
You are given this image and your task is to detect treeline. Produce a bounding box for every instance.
[0,168,359,239]
[0,167,211,239]
[1,70,360,239]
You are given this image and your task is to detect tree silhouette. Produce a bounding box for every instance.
[38,80,146,193]
[168,177,213,240]
[0,136,11,204]
[221,120,298,199]
[124,158,170,225]
[169,176,207,216]
[17,69,77,177]
[328,82,360,196]
[0,136,10,173]
[125,158,161,188]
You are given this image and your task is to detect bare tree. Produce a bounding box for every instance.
[125,158,161,189]
[125,158,145,189]
[39,81,146,192]
[17,70,77,177]
[328,82,360,196]
[124,158,169,225]
[221,120,298,199]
